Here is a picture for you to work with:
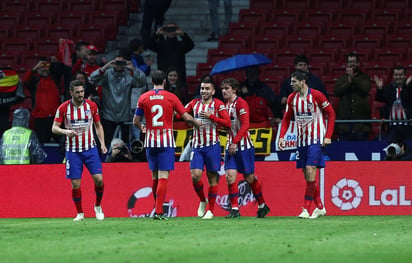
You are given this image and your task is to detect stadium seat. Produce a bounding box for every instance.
[238,48,272,59]
[385,34,412,48]
[318,35,350,49]
[370,8,402,22]
[338,48,372,62]
[337,9,369,23]
[285,35,315,49]
[207,48,237,64]
[45,25,74,39]
[218,35,250,49]
[252,36,281,50]
[378,0,408,8]
[360,21,392,36]
[0,26,10,40]
[373,48,406,62]
[21,51,53,66]
[393,22,412,35]
[314,0,344,9]
[0,52,19,67]
[239,9,268,23]
[196,63,214,77]
[66,0,96,11]
[185,76,200,96]
[228,22,258,37]
[326,22,358,36]
[293,22,325,36]
[14,25,45,40]
[98,0,128,11]
[280,0,311,8]
[24,12,55,26]
[307,48,337,63]
[269,9,302,23]
[304,9,335,24]
[261,63,291,79]
[328,95,339,111]
[34,0,64,12]
[260,22,291,36]
[352,35,383,48]
[90,10,125,26]
[328,62,347,76]
[33,38,59,54]
[272,48,306,63]
[363,61,394,77]
[346,0,377,9]
[261,76,283,95]
[250,0,276,9]
[76,25,106,43]
[308,63,326,76]
[3,39,33,53]
[57,11,89,24]
[322,75,339,94]
[0,12,22,27]
[3,0,31,12]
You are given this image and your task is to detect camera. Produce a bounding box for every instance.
[163,26,177,33]
[117,145,129,155]
[114,60,127,67]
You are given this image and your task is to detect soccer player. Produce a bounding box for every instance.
[184,78,231,219]
[278,70,336,219]
[52,80,107,221]
[133,70,199,220]
[221,78,270,219]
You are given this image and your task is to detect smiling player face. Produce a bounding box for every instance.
[200,82,215,102]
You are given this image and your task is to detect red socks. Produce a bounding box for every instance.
[72,188,83,213]
[228,183,239,209]
[193,180,206,202]
[95,183,104,206]
[304,181,316,210]
[208,185,218,212]
[314,181,324,209]
[152,179,158,202]
[249,178,265,206]
[155,178,168,215]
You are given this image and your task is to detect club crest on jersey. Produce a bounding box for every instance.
[85,109,91,117]
[307,102,314,110]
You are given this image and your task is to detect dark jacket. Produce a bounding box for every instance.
[334,71,372,133]
[148,33,194,82]
[376,81,412,120]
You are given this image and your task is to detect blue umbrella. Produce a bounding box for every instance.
[210,53,272,75]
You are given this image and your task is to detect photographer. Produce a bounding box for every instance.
[147,22,194,85]
[334,52,372,141]
[106,138,133,162]
[384,136,412,161]
[90,54,146,148]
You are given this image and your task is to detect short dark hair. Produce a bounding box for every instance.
[129,38,143,51]
[75,41,89,51]
[200,75,216,88]
[294,54,309,65]
[221,78,239,90]
[394,65,406,74]
[152,70,166,85]
[70,79,84,92]
[346,52,360,62]
[291,70,308,81]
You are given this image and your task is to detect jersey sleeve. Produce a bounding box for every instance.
[88,100,101,123]
[172,93,187,115]
[279,94,294,138]
[135,95,145,116]
[54,103,65,123]
[233,98,250,144]
[209,99,231,128]
[313,90,336,139]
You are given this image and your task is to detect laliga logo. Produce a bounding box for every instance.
[127,187,177,218]
[331,178,363,210]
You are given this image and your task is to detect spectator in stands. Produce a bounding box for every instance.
[194,74,224,101]
[165,67,189,105]
[71,41,89,67]
[89,54,146,147]
[384,136,412,161]
[147,22,195,85]
[71,44,101,77]
[239,66,282,127]
[0,108,46,164]
[280,54,328,110]
[334,52,372,141]
[74,71,100,107]
[105,138,133,162]
[140,0,172,49]
[129,38,152,76]
[207,0,232,41]
[23,57,63,143]
[374,65,412,141]
[0,67,25,137]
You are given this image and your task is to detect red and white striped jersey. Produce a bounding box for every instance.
[185,98,230,148]
[225,96,253,150]
[280,88,335,147]
[54,99,100,152]
[136,89,186,148]
[390,88,407,125]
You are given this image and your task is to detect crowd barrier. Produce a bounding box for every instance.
[1,161,411,218]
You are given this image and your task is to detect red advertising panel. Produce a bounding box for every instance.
[325,162,412,215]
[1,162,411,218]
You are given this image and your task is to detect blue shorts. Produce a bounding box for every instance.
[296,143,325,169]
[66,147,103,180]
[146,147,175,171]
[190,143,221,172]
[224,147,255,175]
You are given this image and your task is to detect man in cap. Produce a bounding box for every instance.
[71,44,101,77]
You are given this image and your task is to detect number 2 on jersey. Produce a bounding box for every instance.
[151,105,164,127]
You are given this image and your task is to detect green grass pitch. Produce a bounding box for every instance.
[1,216,412,263]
